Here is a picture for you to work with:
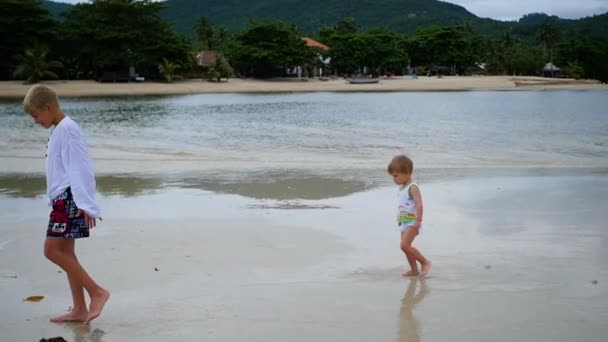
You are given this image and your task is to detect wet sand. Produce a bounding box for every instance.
[0,76,606,99]
[1,171,607,341]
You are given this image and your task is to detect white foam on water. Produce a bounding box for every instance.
[0,239,13,251]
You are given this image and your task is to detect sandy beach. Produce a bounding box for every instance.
[1,172,607,341]
[1,90,607,341]
[1,76,606,99]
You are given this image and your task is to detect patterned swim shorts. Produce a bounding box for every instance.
[47,187,89,239]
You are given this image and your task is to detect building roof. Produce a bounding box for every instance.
[302,37,330,51]
[543,62,560,71]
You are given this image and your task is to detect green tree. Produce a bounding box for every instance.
[329,29,409,76]
[408,25,475,73]
[194,17,233,52]
[334,17,359,35]
[13,45,63,83]
[563,61,585,79]
[326,33,362,75]
[487,30,516,74]
[557,36,608,82]
[205,54,233,82]
[215,54,233,80]
[0,0,57,79]
[224,21,312,78]
[317,17,360,50]
[61,0,192,79]
[511,44,543,75]
[368,28,410,74]
[213,27,233,52]
[536,19,560,76]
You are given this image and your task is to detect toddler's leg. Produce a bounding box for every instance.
[401,228,431,279]
[400,231,419,276]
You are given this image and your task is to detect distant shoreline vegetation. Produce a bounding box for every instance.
[2,0,606,83]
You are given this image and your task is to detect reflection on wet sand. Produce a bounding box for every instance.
[63,323,105,342]
[0,172,370,200]
[398,278,430,342]
[0,174,166,198]
[3,167,606,200]
[0,174,46,198]
[95,175,165,197]
[177,174,369,200]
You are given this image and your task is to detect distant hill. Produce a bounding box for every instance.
[159,0,478,35]
[41,0,71,19]
[509,12,608,42]
[41,0,608,42]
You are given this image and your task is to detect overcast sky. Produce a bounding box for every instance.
[53,0,608,21]
[448,0,607,20]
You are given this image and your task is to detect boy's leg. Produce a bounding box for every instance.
[44,238,110,324]
[400,231,419,276]
[401,228,431,279]
[46,239,88,322]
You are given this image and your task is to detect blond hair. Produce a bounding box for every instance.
[387,155,414,175]
[23,85,60,114]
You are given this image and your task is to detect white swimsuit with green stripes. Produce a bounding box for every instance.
[397,182,419,232]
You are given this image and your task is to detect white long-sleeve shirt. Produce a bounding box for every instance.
[46,116,101,218]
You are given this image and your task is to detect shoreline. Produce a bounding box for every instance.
[1,76,606,99]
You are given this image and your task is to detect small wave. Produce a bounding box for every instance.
[0,239,14,251]
[248,202,339,210]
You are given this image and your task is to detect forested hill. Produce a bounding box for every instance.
[159,0,476,35]
[42,0,608,42]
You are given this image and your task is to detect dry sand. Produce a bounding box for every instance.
[1,76,606,99]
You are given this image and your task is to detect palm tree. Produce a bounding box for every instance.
[537,19,561,76]
[158,58,182,83]
[13,46,63,84]
[205,54,233,82]
[497,30,515,75]
[195,16,214,50]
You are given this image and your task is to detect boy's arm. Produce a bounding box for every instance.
[62,129,101,221]
[409,185,423,230]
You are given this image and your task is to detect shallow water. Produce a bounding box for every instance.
[2,91,607,176]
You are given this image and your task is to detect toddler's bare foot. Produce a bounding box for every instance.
[85,289,110,324]
[50,309,88,323]
[402,270,419,277]
[419,261,432,280]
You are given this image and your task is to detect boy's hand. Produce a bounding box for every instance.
[411,221,421,230]
[76,210,96,229]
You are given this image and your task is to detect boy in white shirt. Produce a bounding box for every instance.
[388,155,431,279]
[23,85,109,324]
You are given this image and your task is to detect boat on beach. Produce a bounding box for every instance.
[345,78,382,84]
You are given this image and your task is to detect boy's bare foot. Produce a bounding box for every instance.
[419,261,432,280]
[85,289,110,324]
[50,309,88,323]
[402,270,419,277]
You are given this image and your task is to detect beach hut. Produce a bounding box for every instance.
[543,62,560,78]
[196,51,218,67]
